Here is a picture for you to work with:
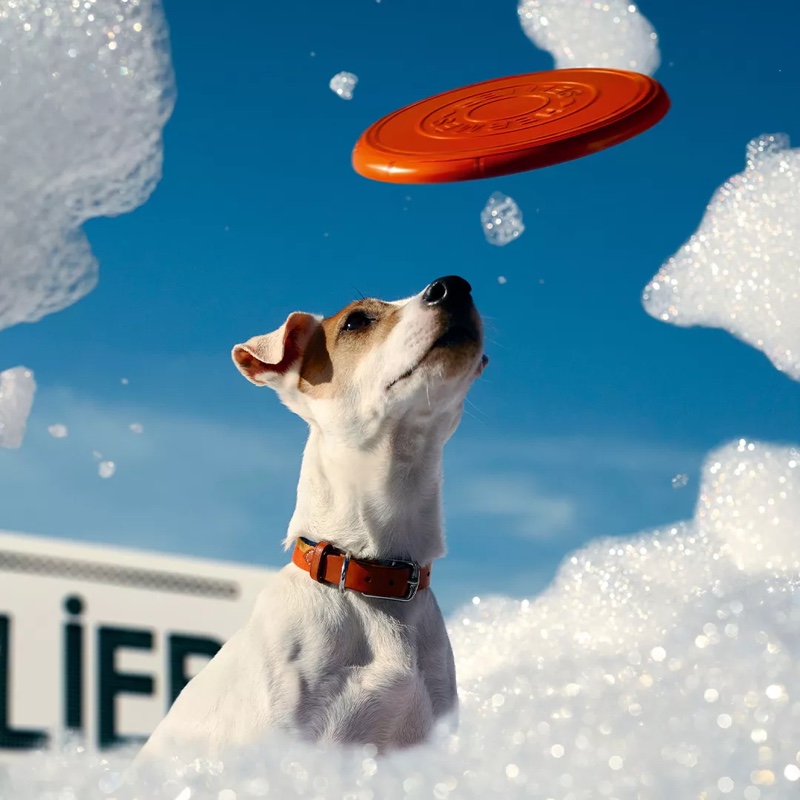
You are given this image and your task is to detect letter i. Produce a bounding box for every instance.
[64,595,84,732]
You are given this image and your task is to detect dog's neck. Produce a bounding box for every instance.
[286,416,447,567]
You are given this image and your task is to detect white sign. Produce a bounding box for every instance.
[0,530,275,758]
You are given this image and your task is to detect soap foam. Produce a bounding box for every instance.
[643,134,800,381]
[0,0,175,332]
[518,0,660,75]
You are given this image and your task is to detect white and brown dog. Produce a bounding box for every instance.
[136,275,487,762]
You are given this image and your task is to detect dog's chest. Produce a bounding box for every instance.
[251,589,441,745]
[140,573,456,759]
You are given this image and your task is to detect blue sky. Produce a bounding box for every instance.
[1,0,799,614]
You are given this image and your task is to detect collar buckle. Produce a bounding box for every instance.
[337,552,351,594]
[361,558,421,602]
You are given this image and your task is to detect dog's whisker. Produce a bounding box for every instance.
[461,406,486,426]
[349,283,367,301]
[484,336,508,352]
[465,396,488,418]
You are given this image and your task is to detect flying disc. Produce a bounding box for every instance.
[351,68,670,184]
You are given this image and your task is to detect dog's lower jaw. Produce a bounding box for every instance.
[286,421,448,568]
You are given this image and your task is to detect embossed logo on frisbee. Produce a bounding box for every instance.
[420,82,597,138]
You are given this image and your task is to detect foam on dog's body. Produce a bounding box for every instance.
[136,278,483,764]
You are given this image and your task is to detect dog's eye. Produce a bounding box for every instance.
[342,310,374,332]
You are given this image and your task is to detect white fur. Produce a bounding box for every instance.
[134,282,484,766]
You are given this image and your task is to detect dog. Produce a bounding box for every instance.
[135,275,488,763]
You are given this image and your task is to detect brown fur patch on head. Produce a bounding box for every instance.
[298,299,402,398]
[298,325,333,389]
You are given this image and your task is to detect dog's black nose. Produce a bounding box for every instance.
[422,276,473,307]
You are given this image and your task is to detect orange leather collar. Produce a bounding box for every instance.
[291,537,431,601]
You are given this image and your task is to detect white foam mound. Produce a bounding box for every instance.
[643,134,800,381]
[5,438,800,798]
[0,0,175,332]
[0,367,36,449]
[517,0,660,75]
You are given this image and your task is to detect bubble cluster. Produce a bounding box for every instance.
[4,439,800,797]
[98,459,116,479]
[47,423,69,439]
[0,367,36,449]
[0,0,175,332]
[481,192,525,247]
[671,472,689,489]
[517,0,660,75]
[643,134,800,381]
[329,71,358,100]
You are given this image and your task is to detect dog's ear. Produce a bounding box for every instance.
[232,312,322,388]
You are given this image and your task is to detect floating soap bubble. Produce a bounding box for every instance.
[518,0,660,75]
[48,424,69,439]
[671,472,689,489]
[329,71,358,100]
[481,192,525,247]
[0,367,36,449]
[0,0,175,332]
[98,460,116,479]
[643,134,800,381]
[129,422,144,434]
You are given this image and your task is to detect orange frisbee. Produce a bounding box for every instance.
[352,68,670,184]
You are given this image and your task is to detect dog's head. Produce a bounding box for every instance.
[232,276,488,444]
